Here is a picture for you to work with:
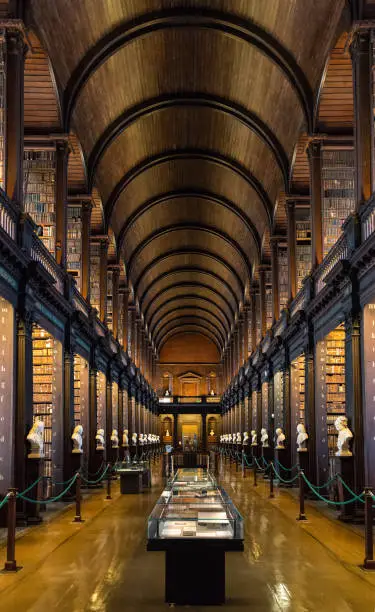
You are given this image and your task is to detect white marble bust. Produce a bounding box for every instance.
[165,429,170,438]
[122,429,129,447]
[335,416,353,457]
[148,433,152,444]
[27,420,45,458]
[236,432,242,444]
[209,429,215,437]
[72,425,83,454]
[95,428,105,451]
[243,431,249,445]
[111,429,119,449]
[297,424,309,452]
[261,428,269,447]
[251,430,257,446]
[132,432,138,445]
[275,427,286,450]
[139,433,144,445]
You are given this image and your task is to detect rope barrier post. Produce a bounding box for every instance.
[253,463,257,487]
[364,488,375,569]
[269,462,274,499]
[106,463,112,500]
[241,451,245,478]
[73,473,84,523]
[2,489,20,572]
[297,470,307,521]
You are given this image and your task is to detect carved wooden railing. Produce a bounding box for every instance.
[30,232,64,294]
[72,285,90,317]
[0,189,17,240]
[289,285,307,318]
[314,233,349,294]
[361,193,375,242]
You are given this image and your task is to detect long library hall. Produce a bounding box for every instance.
[2,1,375,610]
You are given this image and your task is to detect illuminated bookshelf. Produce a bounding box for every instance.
[321,149,355,258]
[316,324,346,457]
[295,218,311,292]
[251,390,258,431]
[278,246,288,311]
[0,298,14,493]
[255,293,261,344]
[112,381,119,433]
[32,325,62,494]
[97,370,106,434]
[106,270,113,331]
[291,354,305,426]
[90,242,100,313]
[67,206,82,292]
[265,270,272,330]
[118,295,124,345]
[0,36,5,191]
[24,149,56,255]
[262,381,269,428]
[273,371,284,430]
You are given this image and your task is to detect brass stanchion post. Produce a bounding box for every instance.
[2,489,20,572]
[364,488,375,569]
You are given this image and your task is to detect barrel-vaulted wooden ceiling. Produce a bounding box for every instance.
[25,0,349,355]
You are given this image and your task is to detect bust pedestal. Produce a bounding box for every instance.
[25,457,44,525]
[250,444,259,462]
[335,456,356,522]
[66,451,83,498]
[87,448,105,489]
[275,448,293,487]
[262,446,273,478]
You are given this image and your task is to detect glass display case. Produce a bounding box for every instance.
[147,468,244,605]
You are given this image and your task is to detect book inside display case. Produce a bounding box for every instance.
[24,149,56,255]
[32,325,63,495]
[67,206,82,292]
[273,371,284,430]
[316,324,346,465]
[73,354,89,456]
[0,297,14,493]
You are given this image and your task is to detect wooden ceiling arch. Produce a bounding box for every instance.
[107,149,273,234]
[62,8,314,131]
[87,93,290,189]
[133,248,244,300]
[158,326,222,354]
[138,267,238,312]
[154,315,226,349]
[145,291,233,332]
[153,308,228,344]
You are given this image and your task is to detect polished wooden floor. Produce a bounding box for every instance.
[1,461,375,611]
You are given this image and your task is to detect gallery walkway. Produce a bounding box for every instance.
[1,463,375,612]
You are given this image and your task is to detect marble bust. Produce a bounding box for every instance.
[275,427,286,450]
[95,428,105,451]
[335,416,353,457]
[261,428,269,447]
[237,432,242,444]
[122,429,129,447]
[209,429,215,437]
[296,424,309,452]
[111,429,119,448]
[27,420,45,458]
[132,432,138,445]
[165,429,170,438]
[72,425,83,454]
[251,430,257,446]
[243,431,249,445]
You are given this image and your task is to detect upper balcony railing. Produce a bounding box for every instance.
[159,395,221,404]
[0,189,18,240]
[314,232,349,295]
[30,231,64,294]
[72,285,90,318]
[361,193,375,242]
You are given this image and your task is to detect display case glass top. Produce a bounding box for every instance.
[148,468,243,542]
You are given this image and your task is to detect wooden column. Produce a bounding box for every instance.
[259,268,267,338]
[122,288,129,352]
[63,345,74,482]
[305,331,317,485]
[88,366,98,474]
[112,268,120,340]
[351,30,372,207]
[287,201,297,301]
[105,377,113,453]
[250,290,256,353]
[307,140,323,268]
[99,238,108,322]
[81,201,92,301]
[270,239,279,323]
[345,312,364,493]
[55,140,69,267]
[6,28,25,204]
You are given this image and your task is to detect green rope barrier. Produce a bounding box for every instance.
[255,457,265,471]
[86,461,105,477]
[275,459,299,472]
[271,463,299,484]
[17,473,78,504]
[21,475,44,495]
[301,473,363,505]
[80,464,110,485]
[242,454,253,468]
[0,494,9,509]
[336,474,365,500]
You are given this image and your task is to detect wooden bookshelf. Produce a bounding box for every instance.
[321,149,355,258]
[277,246,288,312]
[97,370,106,433]
[112,381,119,432]
[90,242,100,313]
[251,390,258,431]
[24,149,56,255]
[291,354,305,426]
[67,206,82,292]
[106,270,113,331]
[295,219,311,292]
[0,36,5,191]
[262,381,269,427]
[265,270,272,330]
[273,371,284,430]
[255,293,261,344]
[0,297,14,492]
[32,325,62,494]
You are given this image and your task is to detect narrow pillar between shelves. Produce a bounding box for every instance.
[6,28,25,204]
[307,140,323,268]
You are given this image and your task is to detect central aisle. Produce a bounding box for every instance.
[1,465,375,612]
